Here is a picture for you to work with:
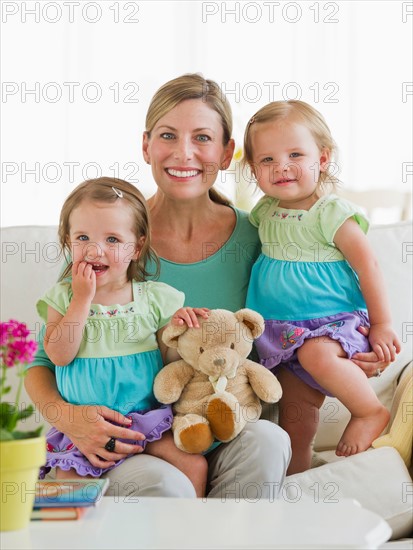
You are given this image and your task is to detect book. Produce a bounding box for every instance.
[31,506,89,521]
[33,478,109,509]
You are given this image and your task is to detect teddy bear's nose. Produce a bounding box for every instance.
[213,358,226,367]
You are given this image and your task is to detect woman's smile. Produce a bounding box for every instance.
[165,167,202,180]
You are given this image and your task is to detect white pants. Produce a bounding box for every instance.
[103,420,291,499]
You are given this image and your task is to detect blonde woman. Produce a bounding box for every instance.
[26,75,387,498]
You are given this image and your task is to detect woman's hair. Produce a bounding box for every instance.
[243,100,339,194]
[58,177,159,281]
[145,73,233,206]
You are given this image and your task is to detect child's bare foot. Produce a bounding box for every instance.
[336,406,390,457]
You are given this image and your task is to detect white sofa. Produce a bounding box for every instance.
[1,223,412,544]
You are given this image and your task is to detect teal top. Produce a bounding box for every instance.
[145,207,261,310]
[246,194,369,321]
[35,281,184,414]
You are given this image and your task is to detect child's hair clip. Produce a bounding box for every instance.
[112,186,123,198]
[249,116,256,125]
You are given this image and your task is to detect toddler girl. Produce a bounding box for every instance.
[38,177,208,495]
[243,101,401,473]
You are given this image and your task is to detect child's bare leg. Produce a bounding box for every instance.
[297,337,390,457]
[277,368,325,475]
[145,431,208,497]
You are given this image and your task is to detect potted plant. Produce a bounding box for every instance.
[0,320,45,531]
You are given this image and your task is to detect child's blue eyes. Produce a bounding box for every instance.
[77,236,119,243]
[260,153,301,163]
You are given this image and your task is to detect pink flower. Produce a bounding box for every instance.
[0,320,37,368]
[1,319,42,440]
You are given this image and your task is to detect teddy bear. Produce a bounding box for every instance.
[153,308,282,454]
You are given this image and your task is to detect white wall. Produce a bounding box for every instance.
[1,0,412,226]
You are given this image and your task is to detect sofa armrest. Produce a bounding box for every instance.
[372,362,413,467]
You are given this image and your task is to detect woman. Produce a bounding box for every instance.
[25,74,387,498]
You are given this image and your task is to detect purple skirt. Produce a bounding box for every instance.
[255,311,370,397]
[40,406,173,478]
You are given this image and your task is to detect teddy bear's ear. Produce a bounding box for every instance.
[162,323,190,348]
[234,308,265,340]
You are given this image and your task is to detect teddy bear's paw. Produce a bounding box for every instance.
[206,393,244,442]
[173,414,214,454]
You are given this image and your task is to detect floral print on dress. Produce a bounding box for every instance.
[325,320,345,335]
[280,327,305,349]
[89,306,135,317]
[47,441,74,453]
[269,197,330,221]
[271,210,305,221]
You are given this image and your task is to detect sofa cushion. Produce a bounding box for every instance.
[1,225,62,330]
[1,225,62,432]
[287,446,413,540]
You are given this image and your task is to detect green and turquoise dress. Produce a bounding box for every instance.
[246,194,371,396]
[36,280,184,477]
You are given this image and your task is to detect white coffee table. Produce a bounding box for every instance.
[1,496,391,549]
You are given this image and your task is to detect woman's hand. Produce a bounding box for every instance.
[353,325,399,377]
[56,403,145,469]
[171,307,210,328]
[25,367,144,469]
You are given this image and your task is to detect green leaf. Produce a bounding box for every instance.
[0,428,14,441]
[1,386,11,395]
[32,426,43,437]
[0,402,15,428]
[0,402,15,414]
[12,426,43,440]
[16,405,34,421]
